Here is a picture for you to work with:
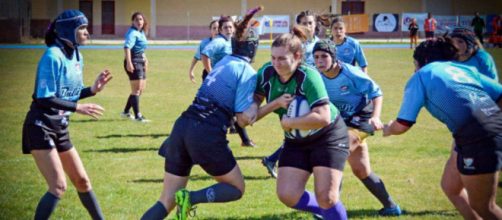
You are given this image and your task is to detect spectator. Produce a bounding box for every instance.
[471,12,485,44]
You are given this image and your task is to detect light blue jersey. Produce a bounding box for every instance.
[398,61,502,133]
[304,36,319,66]
[124,27,147,56]
[457,49,499,82]
[321,62,382,120]
[336,36,367,68]
[34,45,84,102]
[194,37,213,60]
[201,34,232,68]
[197,55,256,113]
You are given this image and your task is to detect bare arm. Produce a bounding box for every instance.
[201,55,212,73]
[281,104,331,131]
[124,48,134,73]
[382,120,411,137]
[369,96,384,130]
[255,94,293,121]
[236,102,258,127]
[188,58,198,83]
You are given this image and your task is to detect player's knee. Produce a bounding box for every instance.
[440,178,460,196]
[73,176,92,192]
[50,181,67,197]
[351,166,370,179]
[315,190,339,209]
[277,189,299,207]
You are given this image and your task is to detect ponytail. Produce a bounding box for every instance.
[272,25,307,60]
[44,21,57,46]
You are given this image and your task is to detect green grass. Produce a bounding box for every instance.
[0,47,501,220]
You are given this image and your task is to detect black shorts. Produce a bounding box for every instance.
[202,69,209,81]
[456,135,502,175]
[425,31,435,38]
[124,58,146,80]
[22,111,73,154]
[163,116,236,176]
[279,116,349,172]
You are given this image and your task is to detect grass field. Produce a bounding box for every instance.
[0,46,501,220]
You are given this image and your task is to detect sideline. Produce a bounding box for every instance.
[0,44,411,49]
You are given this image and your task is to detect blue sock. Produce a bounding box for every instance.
[78,191,104,220]
[141,201,168,220]
[189,183,242,205]
[292,191,322,215]
[322,202,347,220]
[267,145,284,163]
[34,192,60,220]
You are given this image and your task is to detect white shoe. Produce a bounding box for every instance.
[120,112,134,119]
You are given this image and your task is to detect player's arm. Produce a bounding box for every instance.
[188,57,198,83]
[383,119,411,136]
[124,48,134,72]
[256,94,293,121]
[369,96,384,130]
[201,55,212,73]
[281,103,331,131]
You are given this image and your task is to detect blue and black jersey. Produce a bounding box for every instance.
[336,36,367,68]
[397,61,502,136]
[456,49,499,82]
[124,26,147,57]
[201,34,232,68]
[321,62,382,121]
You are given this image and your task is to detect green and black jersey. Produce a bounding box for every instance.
[256,62,339,122]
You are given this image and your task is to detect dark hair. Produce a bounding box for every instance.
[209,20,218,29]
[45,21,57,46]
[272,25,308,60]
[218,16,234,32]
[295,10,330,36]
[131,12,149,35]
[413,37,458,68]
[450,27,482,52]
[330,16,344,28]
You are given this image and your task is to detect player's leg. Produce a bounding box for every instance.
[60,148,104,220]
[462,172,502,219]
[31,149,67,220]
[313,166,346,219]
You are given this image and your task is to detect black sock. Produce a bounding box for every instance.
[78,191,104,220]
[189,183,242,205]
[131,95,140,118]
[141,201,167,220]
[267,145,283,163]
[123,95,134,113]
[34,192,60,220]
[235,122,250,143]
[361,172,396,208]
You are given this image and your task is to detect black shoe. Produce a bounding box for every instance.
[135,116,151,123]
[261,157,277,178]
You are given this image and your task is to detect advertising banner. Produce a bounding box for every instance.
[373,13,399,32]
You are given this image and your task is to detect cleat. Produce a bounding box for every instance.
[135,115,151,123]
[378,205,402,216]
[312,213,323,220]
[120,112,134,119]
[241,140,257,148]
[175,189,196,220]
[261,157,277,178]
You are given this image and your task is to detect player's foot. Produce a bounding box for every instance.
[241,140,257,147]
[312,213,323,220]
[135,115,151,123]
[261,157,277,178]
[378,205,402,216]
[175,189,195,220]
[228,124,237,134]
[120,112,134,119]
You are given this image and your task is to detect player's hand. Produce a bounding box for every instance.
[126,61,135,73]
[91,70,113,94]
[280,115,292,132]
[76,103,104,119]
[275,94,294,109]
[189,71,196,83]
[382,120,393,137]
[369,117,384,130]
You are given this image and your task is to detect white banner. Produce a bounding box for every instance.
[259,15,290,34]
[374,13,398,32]
[401,13,427,31]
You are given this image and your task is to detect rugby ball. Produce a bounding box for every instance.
[286,96,313,139]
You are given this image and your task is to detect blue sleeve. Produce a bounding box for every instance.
[194,41,203,60]
[478,73,502,101]
[201,39,221,59]
[397,73,426,122]
[478,51,499,82]
[355,42,368,67]
[234,66,257,112]
[124,30,136,49]
[351,69,382,99]
[35,53,60,98]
